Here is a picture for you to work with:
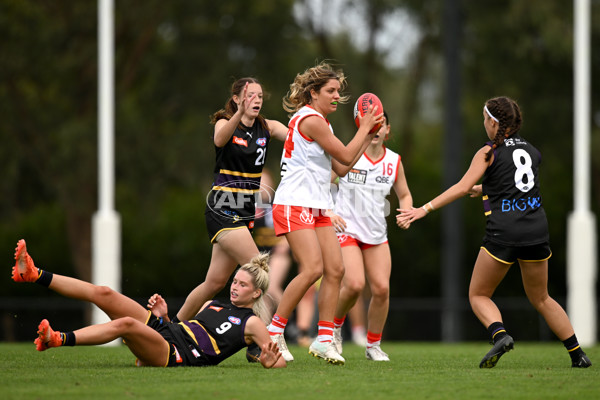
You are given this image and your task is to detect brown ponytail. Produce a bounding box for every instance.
[484,96,523,161]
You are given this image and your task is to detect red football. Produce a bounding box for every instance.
[353,92,383,134]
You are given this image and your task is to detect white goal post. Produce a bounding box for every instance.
[567,0,597,347]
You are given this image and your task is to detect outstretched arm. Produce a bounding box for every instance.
[397,145,491,225]
[245,316,286,368]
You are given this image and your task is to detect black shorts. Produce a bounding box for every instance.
[481,238,552,265]
[146,313,211,367]
[205,206,254,243]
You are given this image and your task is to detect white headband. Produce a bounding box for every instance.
[484,105,499,123]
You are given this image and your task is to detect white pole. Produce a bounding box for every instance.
[567,0,596,346]
[92,0,121,342]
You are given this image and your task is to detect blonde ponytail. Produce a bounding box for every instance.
[239,252,271,324]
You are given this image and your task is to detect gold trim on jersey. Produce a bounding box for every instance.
[219,169,262,178]
[482,195,492,216]
[179,321,221,355]
[212,186,259,194]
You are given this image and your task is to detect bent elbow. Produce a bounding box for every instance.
[455,185,471,198]
[213,138,226,148]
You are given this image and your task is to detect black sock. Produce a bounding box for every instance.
[36,270,53,287]
[562,334,584,361]
[61,332,76,346]
[487,322,508,343]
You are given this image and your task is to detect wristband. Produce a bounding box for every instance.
[422,201,435,214]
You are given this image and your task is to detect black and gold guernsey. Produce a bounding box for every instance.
[205,119,271,241]
[156,300,255,367]
[481,134,549,246]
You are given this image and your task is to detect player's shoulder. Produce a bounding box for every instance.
[383,147,400,160]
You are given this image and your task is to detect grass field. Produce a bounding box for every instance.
[2,342,598,399]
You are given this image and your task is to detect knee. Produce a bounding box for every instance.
[204,278,228,293]
[527,293,550,311]
[306,267,324,283]
[325,261,345,282]
[370,282,390,301]
[344,279,365,297]
[112,316,138,333]
[93,285,117,301]
[299,261,324,283]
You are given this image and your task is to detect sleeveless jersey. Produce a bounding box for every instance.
[178,300,255,366]
[481,134,549,245]
[206,120,270,221]
[334,148,400,244]
[273,106,334,210]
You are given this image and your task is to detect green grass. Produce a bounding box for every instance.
[1,342,598,399]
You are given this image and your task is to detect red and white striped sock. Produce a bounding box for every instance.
[268,314,288,335]
[317,320,335,343]
[366,331,382,348]
[333,316,346,329]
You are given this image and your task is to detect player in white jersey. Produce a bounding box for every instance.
[266,62,382,365]
[330,111,413,361]
[273,105,335,210]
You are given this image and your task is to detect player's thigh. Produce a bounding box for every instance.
[518,259,549,301]
[315,225,344,278]
[285,228,324,278]
[210,228,259,280]
[341,245,366,288]
[363,243,392,295]
[469,248,511,297]
[124,323,170,367]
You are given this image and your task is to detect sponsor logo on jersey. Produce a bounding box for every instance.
[220,209,241,221]
[299,209,314,225]
[228,316,242,325]
[209,306,223,312]
[376,175,390,184]
[232,136,248,147]
[190,347,201,358]
[505,137,527,146]
[347,168,367,185]
[501,197,542,212]
[256,137,267,147]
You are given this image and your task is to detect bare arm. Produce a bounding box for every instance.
[245,316,286,368]
[213,82,257,147]
[393,161,413,230]
[267,119,288,142]
[331,137,372,177]
[398,145,491,224]
[302,105,382,167]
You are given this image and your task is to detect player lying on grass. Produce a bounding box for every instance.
[11,239,286,369]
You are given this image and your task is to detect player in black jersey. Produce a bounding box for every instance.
[399,96,591,369]
[176,78,287,324]
[12,239,286,369]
